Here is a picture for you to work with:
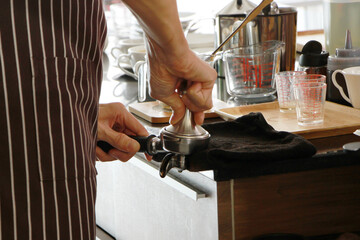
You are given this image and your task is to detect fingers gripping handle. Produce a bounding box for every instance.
[97,140,114,153]
[97,135,158,155]
[131,135,157,155]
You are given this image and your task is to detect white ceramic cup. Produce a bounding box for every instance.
[332,66,360,109]
[117,45,146,79]
[110,38,144,60]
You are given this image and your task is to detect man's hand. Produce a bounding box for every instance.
[96,102,151,162]
[145,36,217,125]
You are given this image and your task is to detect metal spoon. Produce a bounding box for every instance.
[207,0,273,61]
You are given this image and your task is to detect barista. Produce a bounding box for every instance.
[0,0,216,239]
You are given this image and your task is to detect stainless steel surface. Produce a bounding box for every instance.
[215,0,297,74]
[211,0,273,58]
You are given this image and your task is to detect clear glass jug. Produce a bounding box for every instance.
[221,40,284,98]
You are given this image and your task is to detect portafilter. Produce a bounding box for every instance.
[97,108,210,178]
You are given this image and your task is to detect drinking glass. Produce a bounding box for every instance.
[293,82,327,126]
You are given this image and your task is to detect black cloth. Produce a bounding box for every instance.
[186,112,317,172]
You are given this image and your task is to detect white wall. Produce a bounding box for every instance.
[176,0,324,31]
[176,0,232,16]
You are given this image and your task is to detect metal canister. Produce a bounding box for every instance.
[215,0,297,76]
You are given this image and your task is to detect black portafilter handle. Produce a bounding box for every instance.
[97,135,158,155]
[97,140,114,153]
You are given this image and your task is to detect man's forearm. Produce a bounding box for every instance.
[121,0,188,52]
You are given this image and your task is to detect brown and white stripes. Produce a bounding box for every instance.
[0,0,107,239]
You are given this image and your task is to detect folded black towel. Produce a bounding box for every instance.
[186,112,317,172]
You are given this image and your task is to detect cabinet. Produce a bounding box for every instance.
[96,158,219,240]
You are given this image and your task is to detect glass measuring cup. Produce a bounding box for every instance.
[221,40,284,99]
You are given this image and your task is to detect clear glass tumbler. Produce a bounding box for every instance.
[275,71,307,112]
[293,82,327,126]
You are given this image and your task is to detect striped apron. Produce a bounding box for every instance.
[0,0,107,239]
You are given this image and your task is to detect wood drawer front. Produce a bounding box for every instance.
[218,165,360,240]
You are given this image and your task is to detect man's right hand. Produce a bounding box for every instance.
[145,36,217,125]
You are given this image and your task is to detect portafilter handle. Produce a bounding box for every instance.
[97,135,164,155]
